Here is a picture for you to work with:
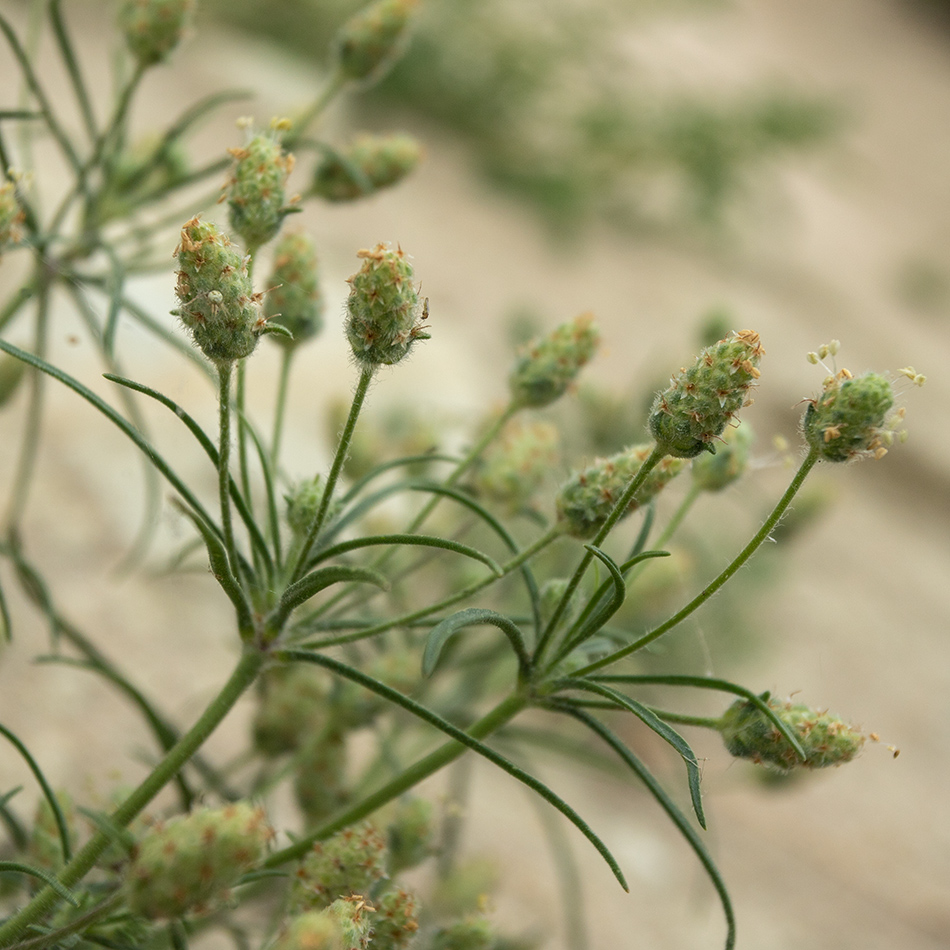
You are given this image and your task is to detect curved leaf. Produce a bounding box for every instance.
[557,678,705,829]
[339,453,460,505]
[277,648,628,893]
[0,862,78,905]
[271,565,390,630]
[309,534,502,577]
[560,705,735,950]
[423,608,530,678]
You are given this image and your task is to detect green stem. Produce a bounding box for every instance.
[573,447,821,676]
[284,72,346,148]
[535,445,665,667]
[654,482,701,550]
[303,526,561,649]
[270,346,294,473]
[289,367,374,584]
[263,690,527,867]
[217,362,240,579]
[236,358,253,516]
[0,649,266,948]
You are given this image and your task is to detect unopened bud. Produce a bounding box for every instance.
[372,888,420,950]
[431,916,495,950]
[475,420,559,511]
[252,665,329,757]
[720,696,865,771]
[649,330,764,458]
[226,133,296,251]
[173,216,263,363]
[556,444,687,539]
[386,798,434,874]
[272,910,344,950]
[345,243,428,368]
[691,422,753,492]
[294,726,349,824]
[508,314,599,409]
[313,134,422,202]
[264,232,323,349]
[118,0,192,66]
[334,0,419,84]
[125,803,272,919]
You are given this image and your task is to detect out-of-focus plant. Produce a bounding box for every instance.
[0,4,925,950]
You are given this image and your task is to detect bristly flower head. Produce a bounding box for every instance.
[174,216,266,364]
[312,133,422,202]
[720,696,865,771]
[475,420,560,512]
[225,126,297,251]
[509,313,600,409]
[264,231,323,349]
[334,0,419,84]
[345,243,429,368]
[556,443,687,539]
[649,329,764,458]
[691,421,754,492]
[118,0,193,66]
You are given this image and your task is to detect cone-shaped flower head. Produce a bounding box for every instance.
[431,917,495,950]
[293,821,388,910]
[720,696,865,771]
[174,217,264,363]
[386,798,435,874]
[802,369,897,462]
[372,889,420,950]
[313,133,422,202]
[556,443,687,539]
[509,313,600,409]
[345,243,428,368]
[475,420,560,512]
[334,0,419,84]
[650,329,764,458]
[226,132,296,251]
[271,910,345,950]
[264,232,323,349]
[125,803,272,919]
[118,0,193,66]
[691,421,753,492]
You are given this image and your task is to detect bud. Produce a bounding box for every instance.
[294,726,349,824]
[226,133,296,251]
[556,444,687,539]
[474,420,559,511]
[272,910,344,950]
[327,896,374,950]
[649,330,764,458]
[285,475,337,539]
[372,888,420,950]
[334,0,419,84]
[174,216,268,363]
[125,803,272,919]
[264,232,323,349]
[313,134,422,202]
[0,180,25,250]
[508,314,600,409]
[293,822,388,910]
[118,0,193,66]
[431,916,495,950]
[252,665,328,757]
[802,370,897,462]
[344,243,428,368]
[720,696,865,771]
[386,798,434,874]
[690,421,753,492]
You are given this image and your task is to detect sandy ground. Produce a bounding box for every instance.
[1,1,949,948]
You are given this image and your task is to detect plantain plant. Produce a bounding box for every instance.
[0,3,926,950]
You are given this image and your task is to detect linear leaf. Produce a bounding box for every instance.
[560,705,735,950]
[423,608,530,678]
[310,534,502,577]
[278,649,628,892]
[271,566,390,630]
[0,862,78,905]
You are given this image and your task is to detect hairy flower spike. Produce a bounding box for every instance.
[265,233,324,349]
[691,422,753,492]
[372,889,420,950]
[334,0,419,84]
[475,420,560,511]
[509,313,600,409]
[174,217,264,363]
[345,243,428,368]
[272,911,345,950]
[125,803,272,919]
[118,0,193,66]
[312,134,422,202]
[556,443,687,539]
[293,822,388,910]
[720,696,865,771]
[226,133,296,250]
[386,798,435,874]
[649,330,764,458]
[802,370,896,462]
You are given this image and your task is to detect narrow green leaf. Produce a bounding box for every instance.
[0,724,71,862]
[277,649,628,893]
[591,674,807,763]
[101,246,126,360]
[271,566,389,630]
[49,0,97,142]
[339,453,460,505]
[0,570,11,642]
[76,806,136,855]
[423,608,530,678]
[310,534,502,577]
[560,705,735,950]
[0,863,79,905]
[557,678,705,829]
[0,787,28,850]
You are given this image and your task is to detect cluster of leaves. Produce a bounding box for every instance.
[0,4,923,950]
